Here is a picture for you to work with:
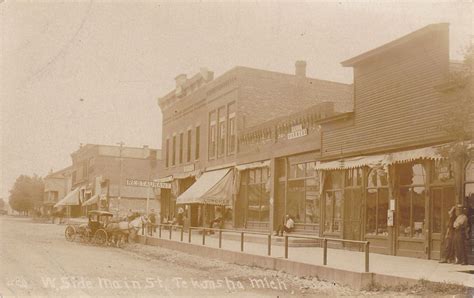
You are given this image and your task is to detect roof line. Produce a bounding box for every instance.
[341,23,449,67]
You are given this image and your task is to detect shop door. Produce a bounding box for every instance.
[429,186,455,260]
[343,189,362,242]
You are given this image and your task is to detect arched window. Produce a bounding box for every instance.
[397,162,427,238]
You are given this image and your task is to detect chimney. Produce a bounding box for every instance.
[295,60,307,77]
[200,67,214,82]
[175,74,187,88]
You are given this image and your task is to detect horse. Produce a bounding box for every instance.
[105,215,149,247]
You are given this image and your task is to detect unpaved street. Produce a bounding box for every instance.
[0,216,361,297]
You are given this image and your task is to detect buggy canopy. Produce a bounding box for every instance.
[54,187,80,208]
[176,168,233,206]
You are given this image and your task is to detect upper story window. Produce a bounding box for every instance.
[172,135,177,166]
[165,138,170,168]
[218,106,226,157]
[195,126,200,160]
[179,132,184,164]
[228,102,236,155]
[209,111,217,159]
[187,129,192,163]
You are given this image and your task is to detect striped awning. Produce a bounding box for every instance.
[177,168,233,206]
[82,194,99,207]
[316,145,445,171]
[54,187,80,208]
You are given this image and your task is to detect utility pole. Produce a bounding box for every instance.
[117,141,125,216]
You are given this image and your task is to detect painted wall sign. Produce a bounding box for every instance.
[126,178,171,189]
[287,126,308,140]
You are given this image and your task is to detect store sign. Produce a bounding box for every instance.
[126,178,171,189]
[287,124,308,140]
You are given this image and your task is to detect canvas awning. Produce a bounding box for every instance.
[176,168,233,206]
[82,194,99,207]
[54,187,80,208]
[236,160,271,171]
[385,146,443,165]
[316,154,388,170]
[316,145,445,171]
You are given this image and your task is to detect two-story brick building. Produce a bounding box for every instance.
[54,144,161,217]
[157,63,352,229]
[43,166,73,216]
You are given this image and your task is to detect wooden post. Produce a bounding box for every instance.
[180,226,184,242]
[240,232,244,252]
[267,234,271,256]
[202,229,206,245]
[169,225,172,239]
[284,236,288,259]
[188,227,192,243]
[365,242,370,273]
[158,224,162,238]
[219,230,222,248]
[323,238,327,265]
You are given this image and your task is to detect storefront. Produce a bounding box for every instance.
[317,145,463,259]
[176,168,234,228]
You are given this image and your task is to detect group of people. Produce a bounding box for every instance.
[439,204,470,265]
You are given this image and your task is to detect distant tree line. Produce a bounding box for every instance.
[9,175,44,215]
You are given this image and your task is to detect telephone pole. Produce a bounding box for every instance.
[117,141,125,216]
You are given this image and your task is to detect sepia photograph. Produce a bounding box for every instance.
[1,1,473,296]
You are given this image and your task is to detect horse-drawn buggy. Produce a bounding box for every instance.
[64,210,146,247]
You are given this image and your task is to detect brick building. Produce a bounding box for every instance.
[43,166,73,216]
[54,144,161,217]
[157,63,352,228]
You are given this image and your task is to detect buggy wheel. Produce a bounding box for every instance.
[81,230,91,243]
[94,229,107,245]
[65,225,76,242]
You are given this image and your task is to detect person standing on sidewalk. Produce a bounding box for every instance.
[453,205,469,265]
[439,206,456,263]
[148,209,157,236]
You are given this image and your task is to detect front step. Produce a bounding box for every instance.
[206,231,321,247]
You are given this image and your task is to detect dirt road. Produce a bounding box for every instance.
[0,216,364,297]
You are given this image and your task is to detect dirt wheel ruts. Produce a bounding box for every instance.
[94,229,107,245]
[65,225,76,242]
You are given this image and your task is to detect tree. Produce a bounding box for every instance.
[9,175,44,214]
[437,45,474,203]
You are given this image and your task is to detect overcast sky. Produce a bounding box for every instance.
[1,1,472,200]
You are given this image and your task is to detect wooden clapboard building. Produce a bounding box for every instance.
[315,23,474,260]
